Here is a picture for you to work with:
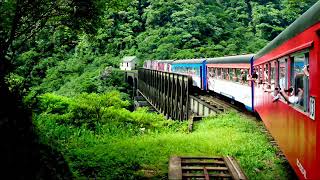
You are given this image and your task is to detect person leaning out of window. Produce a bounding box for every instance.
[274,64,309,104]
[279,86,304,104]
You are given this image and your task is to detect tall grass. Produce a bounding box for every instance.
[35,94,290,180]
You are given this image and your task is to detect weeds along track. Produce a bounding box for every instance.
[191,92,297,179]
[193,92,285,156]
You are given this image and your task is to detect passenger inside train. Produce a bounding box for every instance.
[273,60,309,107]
[279,86,304,105]
[240,69,246,84]
[247,69,258,84]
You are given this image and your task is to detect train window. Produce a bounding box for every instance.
[229,69,232,80]
[216,68,219,78]
[210,68,215,78]
[221,68,225,79]
[278,58,288,90]
[270,61,276,90]
[232,69,235,81]
[229,69,232,81]
[222,68,225,79]
[264,64,269,83]
[240,69,248,85]
[233,69,237,82]
[226,69,230,81]
[208,68,212,77]
[220,68,224,79]
[196,67,200,76]
[290,52,309,112]
[224,68,228,80]
[263,64,271,90]
[251,66,259,85]
[259,66,263,84]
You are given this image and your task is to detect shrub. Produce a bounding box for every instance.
[38,91,130,129]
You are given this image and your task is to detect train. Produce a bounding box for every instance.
[142,1,320,179]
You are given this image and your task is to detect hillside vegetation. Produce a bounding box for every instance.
[0,0,317,179]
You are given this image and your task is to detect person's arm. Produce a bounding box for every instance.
[297,88,304,101]
[303,66,309,77]
[279,90,291,103]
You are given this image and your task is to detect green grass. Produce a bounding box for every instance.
[40,111,289,179]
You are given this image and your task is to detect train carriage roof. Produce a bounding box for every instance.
[172,59,205,64]
[157,60,175,64]
[206,54,254,64]
[255,1,320,60]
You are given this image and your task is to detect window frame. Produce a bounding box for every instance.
[277,57,289,90]
[270,61,277,90]
[289,50,310,112]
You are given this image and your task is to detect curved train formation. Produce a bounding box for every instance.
[143,2,320,179]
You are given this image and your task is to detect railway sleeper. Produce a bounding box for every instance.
[169,156,247,180]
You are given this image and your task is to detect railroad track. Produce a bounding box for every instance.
[198,95,238,111]
[169,156,247,180]
[189,92,245,118]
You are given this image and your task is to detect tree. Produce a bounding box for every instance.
[0,0,118,178]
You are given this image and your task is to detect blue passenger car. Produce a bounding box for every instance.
[171,59,207,90]
[206,55,255,111]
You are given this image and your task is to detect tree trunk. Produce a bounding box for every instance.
[244,0,255,33]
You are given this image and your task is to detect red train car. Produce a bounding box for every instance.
[253,2,320,179]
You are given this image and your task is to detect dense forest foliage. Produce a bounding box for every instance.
[0,0,317,178]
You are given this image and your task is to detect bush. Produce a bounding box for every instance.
[38,91,130,129]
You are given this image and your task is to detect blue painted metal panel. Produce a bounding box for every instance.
[202,60,207,91]
[250,56,255,112]
[171,63,203,89]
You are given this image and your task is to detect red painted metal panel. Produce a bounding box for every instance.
[254,23,320,179]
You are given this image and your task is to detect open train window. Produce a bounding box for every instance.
[229,68,234,81]
[264,64,269,83]
[241,69,248,85]
[270,61,276,90]
[208,67,213,78]
[235,69,241,82]
[225,68,230,80]
[222,68,226,80]
[290,52,309,112]
[221,68,226,79]
[212,68,216,78]
[217,68,221,79]
[216,68,219,78]
[252,66,258,84]
[263,63,272,90]
[211,68,215,78]
[195,67,200,76]
[258,66,263,85]
[278,58,288,90]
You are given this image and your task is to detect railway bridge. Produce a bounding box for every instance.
[125,68,232,121]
